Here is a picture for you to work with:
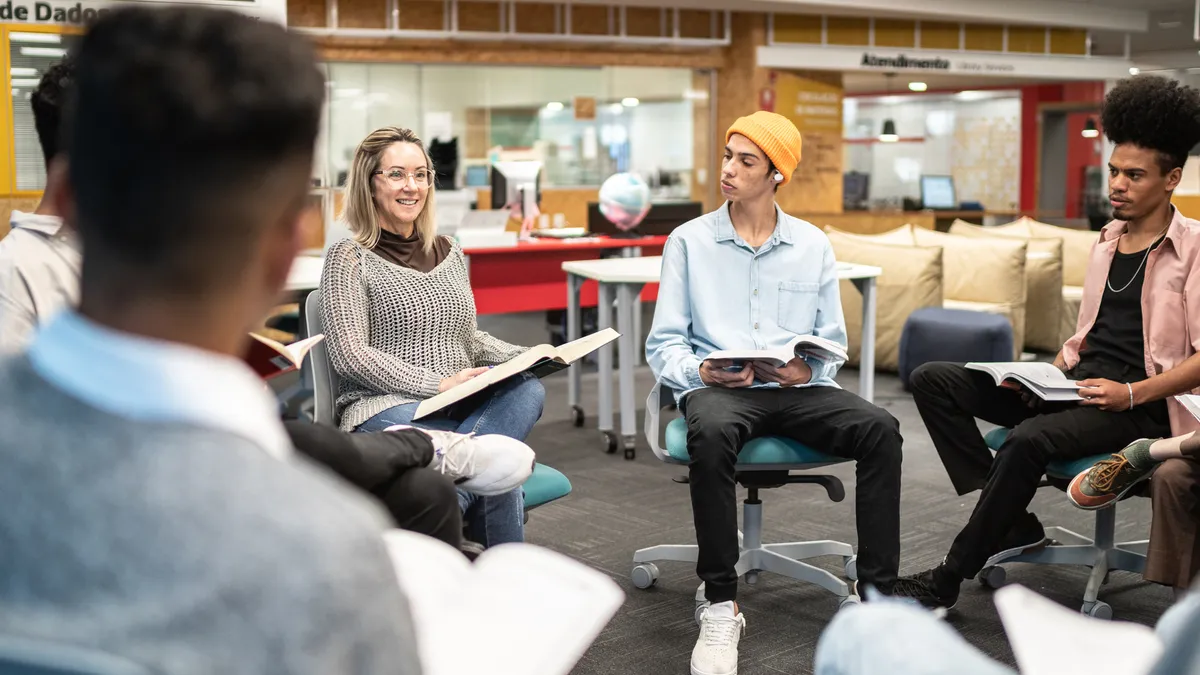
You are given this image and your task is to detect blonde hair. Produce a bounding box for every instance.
[341,126,438,252]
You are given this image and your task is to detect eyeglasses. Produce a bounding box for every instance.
[373,168,433,187]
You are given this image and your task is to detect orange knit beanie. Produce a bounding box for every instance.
[726,111,803,186]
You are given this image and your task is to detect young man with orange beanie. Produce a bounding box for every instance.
[647,111,911,675]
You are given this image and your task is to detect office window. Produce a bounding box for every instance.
[10,31,81,192]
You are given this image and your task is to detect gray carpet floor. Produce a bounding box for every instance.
[479,311,1176,675]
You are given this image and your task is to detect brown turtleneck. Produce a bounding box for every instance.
[371,227,451,273]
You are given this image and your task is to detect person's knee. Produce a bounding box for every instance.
[858,406,903,464]
[391,467,459,512]
[515,374,546,419]
[1151,459,1195,504]
[685,409,744,468]
[909,361,955,397]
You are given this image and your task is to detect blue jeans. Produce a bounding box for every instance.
[356,373,545,548]
[814,593,1200,675]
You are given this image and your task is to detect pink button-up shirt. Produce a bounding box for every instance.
[1062,208,1200,437]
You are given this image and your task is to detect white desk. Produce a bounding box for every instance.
[562,256,881,459]
[286,254,324,293]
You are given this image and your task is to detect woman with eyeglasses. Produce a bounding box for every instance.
[319,126,543,548]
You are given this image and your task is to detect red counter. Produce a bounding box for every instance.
[464,235,666,315]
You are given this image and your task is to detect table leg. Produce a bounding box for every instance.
[566,273,584,428]
[853,277,877,403]
[597,282,617,453]
[616,282,641,460]
[620,247,644,367]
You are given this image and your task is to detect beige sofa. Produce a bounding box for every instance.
[825,229,943,371]
[828,224,1028,361]
[949,220,1064,353]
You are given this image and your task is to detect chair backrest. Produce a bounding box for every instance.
[301,289,340,427]
[0,636,150,675]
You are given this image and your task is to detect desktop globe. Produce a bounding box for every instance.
[598,173,651,233]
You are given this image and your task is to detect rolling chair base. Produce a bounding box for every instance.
[630,501,860,614]
[978,506,1145,620]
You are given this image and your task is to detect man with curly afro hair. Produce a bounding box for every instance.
[899,73,1200,609]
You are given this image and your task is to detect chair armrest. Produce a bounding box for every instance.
[644,381,677,463]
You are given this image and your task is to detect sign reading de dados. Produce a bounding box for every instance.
[1,0,109,25]
[0,0,281,25]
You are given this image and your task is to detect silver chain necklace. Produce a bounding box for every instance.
[1107,223,1169,294]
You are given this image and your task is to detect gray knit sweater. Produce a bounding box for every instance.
[0,355,422,674]
[321,236,526,431]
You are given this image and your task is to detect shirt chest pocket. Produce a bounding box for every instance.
[776,281,819,335]
[1148,289,1189,358]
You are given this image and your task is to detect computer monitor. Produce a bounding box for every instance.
[491,161,542,217]
[843,171,870,211]
[464,164,490,187]
[920,175,957,210]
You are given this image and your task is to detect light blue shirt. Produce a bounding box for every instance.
[646,202,847,400]
[27,310,293,460]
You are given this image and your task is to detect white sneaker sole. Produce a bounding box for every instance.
[691,663,736,675]
[455,434,536,496]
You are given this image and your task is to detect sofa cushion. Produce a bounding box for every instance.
[1025,221,1098,287]
[826,229,943,371]
[948,220,1064,353]
[1061,285,1085,346]
[911,228,1028,358]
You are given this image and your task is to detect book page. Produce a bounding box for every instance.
[1176,395,1200,423]
[967,362,1077,390]
[552,328,620,364]
[413,344,559,420]
[704,347,792,367]
[996,585,1160,675]
[790,335,849,362]
[384,531,624,675]
[284,333,325,366]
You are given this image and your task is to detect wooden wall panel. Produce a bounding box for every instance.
[1007,25,1045,53]
[465,108,490,159]
[400,1,444,30]
[679,9,715,39]
[691,70,714,210]
[0,197,42,241]
[625,7,663,37]
[919,21,960,49]
[873,19,914,48]
[514,3,557,34]
[796,211,936,234]
[568,4,610,36]
[337,0,386,29]
[1050,28,1087,55]
[964,24,1003,51]
[287,0,325,28]
[773,14,821,44]
[316,38,723,69]
[458,1,503,32]
[825,17,868,46]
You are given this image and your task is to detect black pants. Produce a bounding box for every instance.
[683,386,903,603]
[282,421,464,550]
[909,358,1171,579]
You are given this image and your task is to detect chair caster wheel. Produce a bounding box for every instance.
[571,405,585,427]
[1082,601,1112,620]
[839,594,861,611]
[978,566,1006,589]
[843,555,858,581]
[694,601,709,626]
[631,563,659,590]
[744,571,759,585]
[602,430,618,454]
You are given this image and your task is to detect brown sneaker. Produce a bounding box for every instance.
[1068,440,1158,510]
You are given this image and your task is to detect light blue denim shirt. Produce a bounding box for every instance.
[646,202,847,401]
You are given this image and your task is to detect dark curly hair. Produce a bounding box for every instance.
[1101,74,1200,174]
[31,56,74,165]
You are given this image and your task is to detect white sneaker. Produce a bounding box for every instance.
[691,601,745,675]
[384,425,535,496]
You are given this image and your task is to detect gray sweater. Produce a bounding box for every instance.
[320,237,525,431]
[0,355,422,675]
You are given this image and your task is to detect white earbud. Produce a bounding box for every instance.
[774,172,784,183]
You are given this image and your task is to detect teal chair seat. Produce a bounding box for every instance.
[523,462,572,509]
[664,418,844,465]
[983,427,1110,480]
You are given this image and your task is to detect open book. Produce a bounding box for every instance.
[996,584,1162,675]
[1176,394,1200,423]
[966,361,1082,402]
[703,334,849,368]
[244,333,325,379]
[384,530,624,675]
[414,328,620,420]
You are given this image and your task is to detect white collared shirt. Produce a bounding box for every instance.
[28,310,293,460]
[0,211,82,354]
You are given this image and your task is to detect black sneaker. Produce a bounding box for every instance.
[992,512,1048,559]
[891,565,960,610]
